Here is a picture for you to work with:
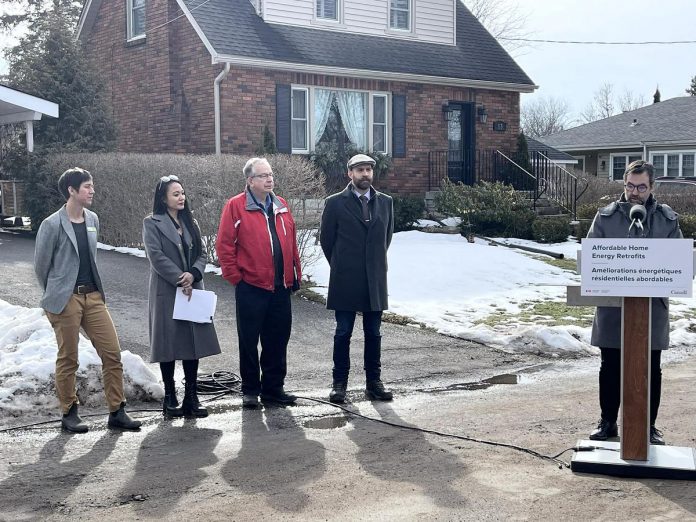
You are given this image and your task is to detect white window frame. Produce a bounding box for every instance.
[389,0,412,32]
[291,87,310,154]
[126,0,146,41]
[572,155,586,174]
[315,0,340,22]
[609,152,643,181]
[649,150,696,178]
[369,93,389,154]
[290,85,391,155]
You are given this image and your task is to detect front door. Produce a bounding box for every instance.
[446,102,475,184]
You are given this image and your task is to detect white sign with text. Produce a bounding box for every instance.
[581,238,694,298]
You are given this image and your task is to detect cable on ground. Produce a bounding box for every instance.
[0,371,572,468]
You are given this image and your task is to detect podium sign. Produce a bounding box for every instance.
[581,238,693,298]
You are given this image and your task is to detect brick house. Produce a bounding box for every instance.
[77,0,536,195]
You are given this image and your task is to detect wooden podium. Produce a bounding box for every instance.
[567,239,696,479]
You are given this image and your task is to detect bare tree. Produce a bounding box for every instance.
[580,83,616,123]
[618,89,646,112]
[521,96,571,138]
[462,0,530,53]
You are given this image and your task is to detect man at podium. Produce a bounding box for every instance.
[586,160,683,445]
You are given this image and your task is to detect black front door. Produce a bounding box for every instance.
[446,102,475,184]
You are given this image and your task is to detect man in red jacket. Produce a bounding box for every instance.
[216,157,302,409]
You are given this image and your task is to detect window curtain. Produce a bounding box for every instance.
[313,89,334,146]
[336,91,366,150]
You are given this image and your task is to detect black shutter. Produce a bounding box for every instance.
[392,94,406,158]
[276,84,291,154]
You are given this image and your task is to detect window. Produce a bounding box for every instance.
[572,155,585,173]
[649,151,696,177]
[291,88,309,153]
[316,0,338,21]
[127,0,146,40]
[290,86,390,155]
[389,0,411,31]
[372,95,388,154]
[610,153,642,180]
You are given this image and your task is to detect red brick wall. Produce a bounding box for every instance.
[83,0,521,195]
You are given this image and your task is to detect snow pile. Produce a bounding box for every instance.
[0,299,162,418]
[305,231,696,357]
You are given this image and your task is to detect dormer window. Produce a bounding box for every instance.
[389,0,411,31]
[316,0,338,21]
[127,0,146,40]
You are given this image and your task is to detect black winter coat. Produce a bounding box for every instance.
[320,184,393,311]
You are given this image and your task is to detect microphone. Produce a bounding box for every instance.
[628,204,647,235]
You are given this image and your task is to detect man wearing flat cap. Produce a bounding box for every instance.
[319,154,394,403]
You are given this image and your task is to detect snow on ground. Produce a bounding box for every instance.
[0,299,162,419]
[305,231,696,357]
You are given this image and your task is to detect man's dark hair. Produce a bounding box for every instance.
[624,160,655,185]
[58,167,93,200]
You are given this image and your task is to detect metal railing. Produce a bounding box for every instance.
[531,151,579,219]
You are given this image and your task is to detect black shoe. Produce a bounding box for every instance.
[329,381,348,404]
[242,394,259,409]
[162,393,184,417]
[182,382,208,417]
[589,418,618,440]
[108,402,142,431]
[261,388,297,405]
[61,403,88,433]
[650,426,665,445]
[365,380,393,401]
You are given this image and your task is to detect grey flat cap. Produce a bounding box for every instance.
[347,154,376,169]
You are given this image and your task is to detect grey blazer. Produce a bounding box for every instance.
[34,205,104,314]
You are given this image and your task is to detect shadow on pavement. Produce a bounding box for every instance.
[347,402,468,510]
[0,429,120,519]
[222,405,327,514]
[119,421,223,517]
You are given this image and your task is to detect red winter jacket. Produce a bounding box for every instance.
[216,190,302,291]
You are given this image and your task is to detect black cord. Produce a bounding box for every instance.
[0,371,571,468]
[295,395,570,469]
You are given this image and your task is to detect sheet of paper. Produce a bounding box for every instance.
[173,288,217,323]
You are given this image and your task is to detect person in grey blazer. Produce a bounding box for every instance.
[34,167,141,433]
[320,154,394,404]
[142,175,221,418]
[586,160,683,445]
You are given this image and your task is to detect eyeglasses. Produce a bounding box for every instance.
[252,173,274,180]
[624,183,649,193]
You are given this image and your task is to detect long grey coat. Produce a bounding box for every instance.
[587,195,682,350]
[320,184,393,311]
[142,213,221,362]
[34,206,105,314]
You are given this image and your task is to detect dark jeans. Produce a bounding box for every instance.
[235,281,292,395]
[598,347,662,425]
[332,310,383,382]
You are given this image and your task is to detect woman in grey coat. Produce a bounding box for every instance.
[143,175,221,417]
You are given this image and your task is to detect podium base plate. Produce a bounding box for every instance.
[571,440,696,480]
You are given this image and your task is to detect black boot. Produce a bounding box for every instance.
[182,381,208,417]
[108,402,142,430]
[329,381,348,404]
[650,426,665,445]
[163,393,184,417]
[366,380,393,401]
[589,418,618,440]
[61,402,88,433]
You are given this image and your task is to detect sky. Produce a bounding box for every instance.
[510,0,696,124]
[0,0,694,124]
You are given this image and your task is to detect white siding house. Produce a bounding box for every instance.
[258,0,456,45]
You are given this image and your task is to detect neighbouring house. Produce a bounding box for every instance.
[76,0,535,195]
[540,96,696,181]
[526,136,577,173]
